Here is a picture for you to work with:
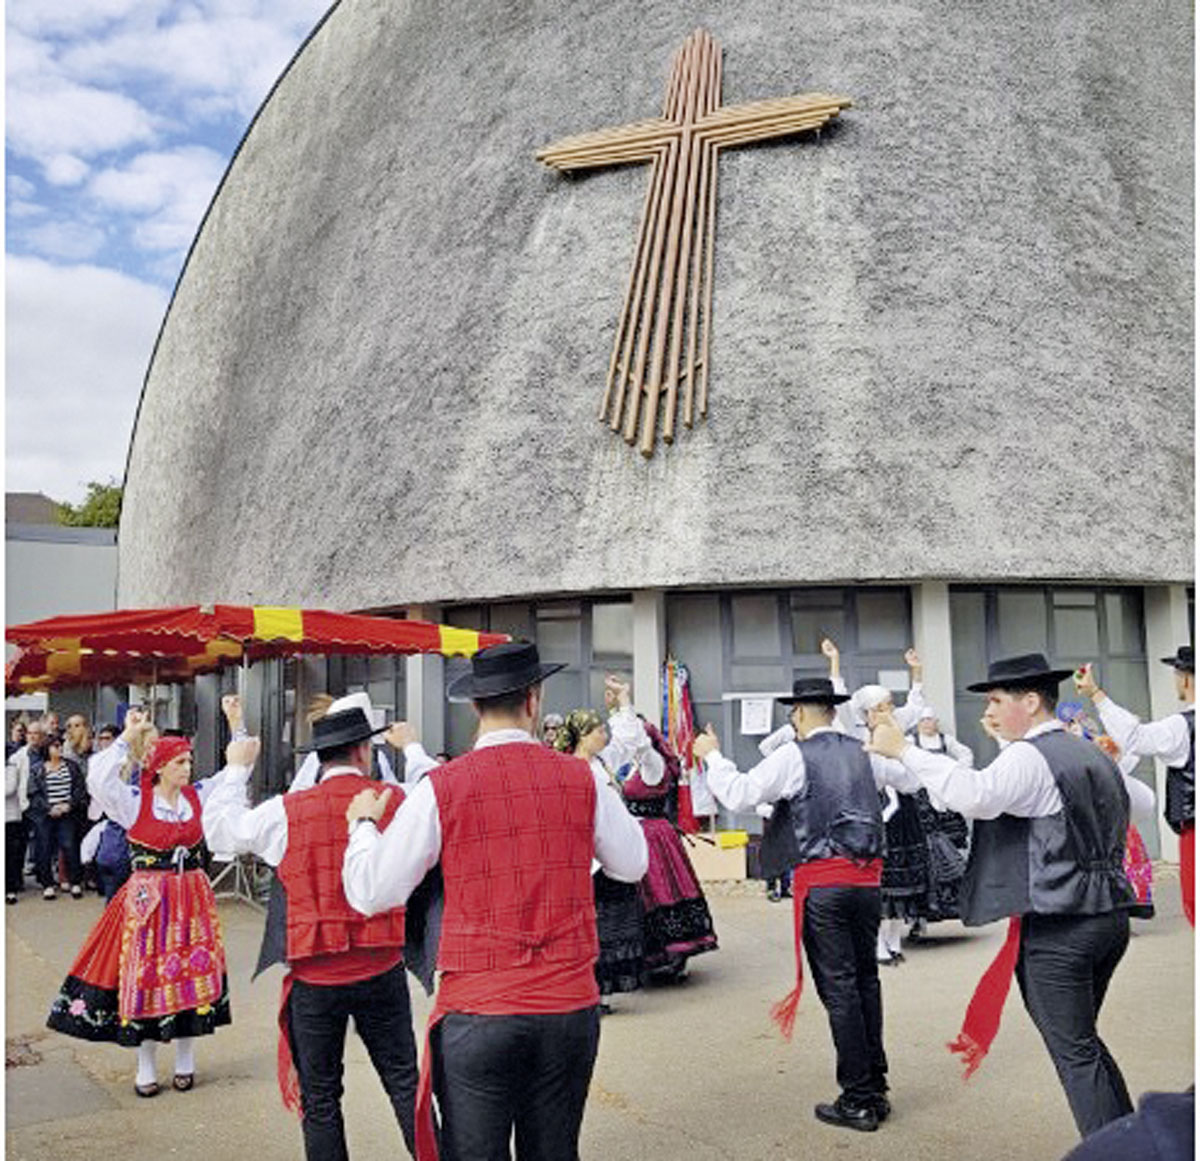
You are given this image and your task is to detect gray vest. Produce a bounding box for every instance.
[959,730,1133,926]
[1165,709,1194,834]
[758,732,884,879]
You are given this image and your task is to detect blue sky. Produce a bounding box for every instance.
[6,0,332,504]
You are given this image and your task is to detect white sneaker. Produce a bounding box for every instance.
[70,885,83,899]
[42,886,56,900]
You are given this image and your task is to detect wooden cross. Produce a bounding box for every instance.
[537,29,851,457]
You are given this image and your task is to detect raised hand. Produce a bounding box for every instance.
[603,674,632,711]
[691,724,721,762]
[221,694,244,728]
[384,721,418,750]
[820,638,841,678]
[864,711,907,760]
[1073,663,1100,700]
[227,737,261,768]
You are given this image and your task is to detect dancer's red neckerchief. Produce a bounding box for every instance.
[770,857,883,1040]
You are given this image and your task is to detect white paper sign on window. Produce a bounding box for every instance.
[740,697,774,736]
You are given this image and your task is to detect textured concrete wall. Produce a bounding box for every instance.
[119,0,1194,608]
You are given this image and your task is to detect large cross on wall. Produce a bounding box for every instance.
[537,29,851,457]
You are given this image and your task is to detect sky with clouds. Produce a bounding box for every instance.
[6,0,332,504]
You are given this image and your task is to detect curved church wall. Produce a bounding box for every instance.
[118,0,1193,608]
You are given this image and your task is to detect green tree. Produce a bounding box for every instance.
[57,480,123,528]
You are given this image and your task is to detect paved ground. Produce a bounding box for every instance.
[6,868,1193,1161]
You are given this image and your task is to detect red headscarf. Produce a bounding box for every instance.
[142,735,192,781]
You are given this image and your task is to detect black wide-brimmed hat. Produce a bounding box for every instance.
[1161,645,1194,673]
[778,676,851,706]
[447,641,565,702]
[965,652,1075,693]
[301,707,387,752]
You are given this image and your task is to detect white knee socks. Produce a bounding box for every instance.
[174,1037,195,1077]
[136,1042,157,1087]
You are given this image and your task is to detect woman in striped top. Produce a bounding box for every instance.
[28,737,86,899]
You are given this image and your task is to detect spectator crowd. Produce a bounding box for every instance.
[5,711,128,904]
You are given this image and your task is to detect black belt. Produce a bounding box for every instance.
[129,843,206,872]
[625,798,668,819]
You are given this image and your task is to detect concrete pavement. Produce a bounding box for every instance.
[6,869,1193,1160]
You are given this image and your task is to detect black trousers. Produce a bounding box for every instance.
[33,814,80,888]
[432,1007,601,1161]
[1016,910,1133,1138]
[5,819,26,894]
[287,960,418,1161]
[802,885,887,1105]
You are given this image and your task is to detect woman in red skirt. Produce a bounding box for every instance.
[47,707,258,1096]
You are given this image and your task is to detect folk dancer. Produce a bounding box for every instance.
[47,708,242,1096]
[693,676,896,1133]
[343,641,648,1161]
[867,653,1140,1138]
[1075,646,1194,925]
[203,704,419,1160]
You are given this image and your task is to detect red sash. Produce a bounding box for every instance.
[1181,823,1195,927]
[946,916,1023,1079]
[770,857,883,1040]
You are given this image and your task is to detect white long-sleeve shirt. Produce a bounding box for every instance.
[912,730,975,767]
[596,707,665,786]
[342,728,649,917]
[204,763,364,867]
[1095,697,1193,768]
[897,720,1150,821]
[702,726,921,813]
[87,738,227,828]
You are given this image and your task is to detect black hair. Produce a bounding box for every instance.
[317,740,368,766]
[993,680,1060,713]
[471,685,536,716]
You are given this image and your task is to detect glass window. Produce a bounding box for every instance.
[667,595,723,703]
[791,605,844,654]
[997,590,1048,656]
[731,594,781,657]
[1104,592,1141,655]
[1053,605,1100,659]
[729,664,788,693]
[592,602,633,657]
[536,609,581,664]
[490,603,533,641]
[857,590,909,651]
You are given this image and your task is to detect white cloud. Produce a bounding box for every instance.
[6,0,166,38]
[5,256,169,503]
[20,221,108,261]
[8,175,37,199]
[44,154,90,186]
[6,76,159,167]
[88,145,226,252]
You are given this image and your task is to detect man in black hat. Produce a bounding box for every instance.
[1075,646,1194,925]
[866,652,1138,1139]
[204,706,418,1161]
[342,641,647,1161]
[693,676,901,1133]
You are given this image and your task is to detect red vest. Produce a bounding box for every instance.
[431,743,598,974]
[128,774,204,849]
[280,774,407,963]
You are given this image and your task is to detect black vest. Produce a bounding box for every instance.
[759,732,885,879]
[906,730,947,755]
[1165,709,1194,834]
[959,730,1133,926]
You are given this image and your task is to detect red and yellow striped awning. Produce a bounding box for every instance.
[6,605,508,694]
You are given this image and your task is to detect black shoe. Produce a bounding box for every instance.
[890,951,906,965]
[869,1094,891,1122]
[814,1097,879,1132]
